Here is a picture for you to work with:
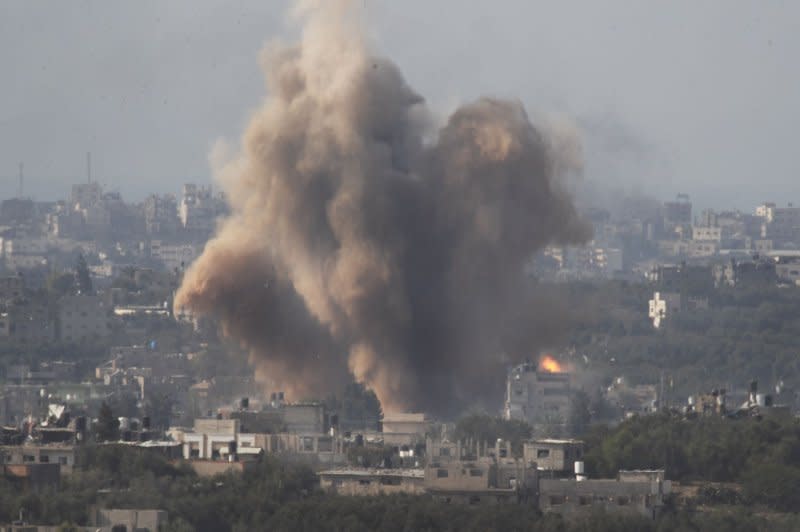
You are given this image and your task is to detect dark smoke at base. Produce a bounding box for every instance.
[175,0,591,416]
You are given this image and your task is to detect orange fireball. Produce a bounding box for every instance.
[539,354,563,373]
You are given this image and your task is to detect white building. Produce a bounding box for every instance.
[692,226,722,242]
[648,292,681,329]
[150,240,202,271]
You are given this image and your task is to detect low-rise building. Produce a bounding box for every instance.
[523,439,584,476]
[381,413,430,446]
[88,508,168,532]
[539,469,670,519]
[0,444,76,474]
[318,468,425,496]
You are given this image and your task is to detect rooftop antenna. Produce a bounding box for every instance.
[87,152,92,183]
[18,162,23,198]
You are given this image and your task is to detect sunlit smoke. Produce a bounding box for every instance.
[175,0,590,415]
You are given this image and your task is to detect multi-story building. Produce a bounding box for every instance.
[58,295,110,343]
[70,182,103,209]
[144,194,179,236]
[150,240,202,271]
[663,194,692,227]
[504,362,571,427]
[179,184,225,236]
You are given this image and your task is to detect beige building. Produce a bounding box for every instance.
[538,470,670,519]
[318,468,425,496]
[504,362,571,426]
[523,439,584,474]
[382,413,430,446]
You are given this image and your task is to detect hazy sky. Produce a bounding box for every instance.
[2,1,798,211]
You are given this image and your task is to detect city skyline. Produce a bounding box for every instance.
[2,1,799,209]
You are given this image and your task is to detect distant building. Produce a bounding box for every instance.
[88,508,168,532]
[504,362,571,427]
[70,182,103,208]
[0,444,77,475]
[150,240,202,271]
[692,226,722,242]
[663,194,692,227]
[58,295,110,343]
[775,260,800,285]
[605,378,659,418]
[382,413,430,446]
[319,468,425,496]
[648,292,681,329]
[538,469,670,519]
[179,183,226,236]
[523,439,584,476]
[756,202,800,245]
[143,194,179,236]
[424,438,538,504]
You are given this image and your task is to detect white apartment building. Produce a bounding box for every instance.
[648,292,681,329]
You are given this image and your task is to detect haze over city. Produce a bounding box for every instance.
[1,2,800,531]
[2,1,799,209]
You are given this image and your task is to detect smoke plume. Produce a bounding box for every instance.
[175,0,591,415]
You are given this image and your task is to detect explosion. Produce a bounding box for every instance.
[538,354,564,374]
[175,0,590,415]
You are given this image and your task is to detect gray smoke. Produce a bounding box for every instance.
[175,0,590,415]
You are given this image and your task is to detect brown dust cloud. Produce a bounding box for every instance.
[175,0,591,416]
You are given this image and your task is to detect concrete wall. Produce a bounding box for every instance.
[283,404,325,433]
[91,508,168,531]
[523,440,584,472]
[320,472,425,496]
[538,478,667,519]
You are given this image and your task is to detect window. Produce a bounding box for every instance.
[578,496,591,506]
[23,455,35,462]
[439,447,450,456]
[380,477,401,485]
[548,495,565,506]
[58,456,68,465]
[301,437,315,452]
[40,455,50,463]
[358,479,371,485]
[469,469,483,477]
[617,496,630,506]
[537,449,550,458]
[437,469,449,478]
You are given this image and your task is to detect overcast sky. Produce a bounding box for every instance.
[2,1,798,211]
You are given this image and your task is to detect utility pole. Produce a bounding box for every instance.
[18,162,23,198]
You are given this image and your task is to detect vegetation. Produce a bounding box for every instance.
[2,444,799,531]
[584,412,800,512]
[562,281,800,402]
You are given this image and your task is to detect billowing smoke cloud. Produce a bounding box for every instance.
[175,0,591,415]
